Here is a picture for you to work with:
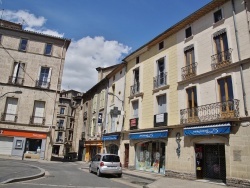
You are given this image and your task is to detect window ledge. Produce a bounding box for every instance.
[213,18,225,28]
[153,85,170,93]
[184,35,194,43]
[99,107,104,111]
[128,92,144,100]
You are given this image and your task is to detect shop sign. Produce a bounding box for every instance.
[156,114,164,123]
[129,130,168,140]
[0,130,47,139]
[130,118,138,130]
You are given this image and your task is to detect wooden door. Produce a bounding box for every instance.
[124,144,129,168]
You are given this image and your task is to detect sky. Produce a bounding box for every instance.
[1,0,211,92]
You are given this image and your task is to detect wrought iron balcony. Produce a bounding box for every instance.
[181,62,197,80]
[56,139,64,143]
[8,76,24,85]
[30,116,45,125]
[211,48,232,70]
[1,113,18,122]
[180,99,240,124]
[35,80,50,89]
[130,82,140,96]
[154,72,167,89]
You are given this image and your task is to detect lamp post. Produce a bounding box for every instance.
[107,92,123,103]
[0,91,22,99]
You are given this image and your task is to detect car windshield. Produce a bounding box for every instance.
[102,155,120,162]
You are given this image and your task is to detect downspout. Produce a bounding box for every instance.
[103,77,109,153]
[243,0,250,43]
[231,0,248,116]
[121,62,127,134]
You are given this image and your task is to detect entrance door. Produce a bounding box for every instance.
[195,144,226,181]
[124,144,129,168]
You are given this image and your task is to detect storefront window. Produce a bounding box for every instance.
[135,141,165,174]
[107,144,118,155]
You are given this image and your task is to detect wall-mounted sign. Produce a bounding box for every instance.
[130,118,138,130]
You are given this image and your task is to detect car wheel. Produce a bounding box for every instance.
[117,173,122,178]
[97,169,102,177]
[89,165,92,173]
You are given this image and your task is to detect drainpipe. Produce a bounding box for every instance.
[243,0,250,43]
[231,0,248,116]
[102,77,109,153]
[121,62,127,133]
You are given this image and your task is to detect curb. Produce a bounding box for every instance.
[122,171,157,182]
[0,164,45,184]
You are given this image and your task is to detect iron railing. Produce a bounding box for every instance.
[153,72,167,89]
[30,116,45,125]
[181,62,197,80]
[211,49,232,70]
[35,80,50,89]
[180,99,239,124]
[56,139,64,143]
[1,113,18,122]
[130,82,140,96]
[8,76,24,85]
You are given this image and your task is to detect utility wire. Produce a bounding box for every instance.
[0,43,57,102]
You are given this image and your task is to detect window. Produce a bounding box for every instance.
[44,43,52,55]
[214,32,229,63]
[19,38,28,51]
[214,9,223,23]
[4,98,18,122]
[113,75,115,81]
[132,100,139,118]
[57,132,63,141]
[91,119,96,137]
[33,101,45,124]
[60,108,65,114]
[156,58,166,86]
[159,41,164,50]
[0,34,2,44]
[185,47,195,66]
[110,114,116,132]
[59,120,64,127]
[186,87,197,117]
[92,95,97,112]
[11,62,25,85]
[185,27,192,38]
[218,76,234,103]
[157,94,166,114]
[38,67,52,88]
[100,90,105,108]
[111,85,115,103]
[136,56,140,64]
[132,69,140,94]
[102,155,120,162]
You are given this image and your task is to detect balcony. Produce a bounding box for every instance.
[130,83,140,96]
[1,113,18,122]
[153,73,167,89]
[180,99,240,124]
[35,80,50,89]
[8,76,24,85]
[211,49,232,70]
[56,126,64,131]
[154,113,168,127]
[181,62,197,80]
[56,139,64,143]
[30,116,45,125]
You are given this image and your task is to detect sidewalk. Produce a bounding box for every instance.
[77,161,229,188]
[0,157,45,184]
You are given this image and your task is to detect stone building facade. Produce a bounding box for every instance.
[0,19,70,160]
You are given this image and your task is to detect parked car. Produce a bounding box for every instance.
[89,153,122,177]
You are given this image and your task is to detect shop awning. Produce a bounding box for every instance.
[102,134,119,141]
[184,123,231,136]
[129,130,168,140]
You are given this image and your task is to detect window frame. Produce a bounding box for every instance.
[136,56,140,64]
[157,94,166,114]
[214,9,223,23]
[159,41,164,50]
[44,43,53,56]
[185,26,192,38]
[131,100,139,118]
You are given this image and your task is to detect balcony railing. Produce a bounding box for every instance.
[180,99,240,124]
[8,76,24,85]
[56,139,64,143]
[1,113,18,122]
[30,116,45,125]
[35,80,50,89]
[211,49,232,70]
[181,62,197,80]
[130,82,140,96]
[154,72,167,89]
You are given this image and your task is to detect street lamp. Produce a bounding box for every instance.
[107,92,123,102]
[0,90,22,98]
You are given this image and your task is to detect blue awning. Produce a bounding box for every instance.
[102,134,119,141]
[184,123,231,136]
[129,130,168,140]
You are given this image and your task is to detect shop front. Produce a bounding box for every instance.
[184,122,230,182]
[0,129,47,159]
[84,140,103,161]
[102,134,120,155]
[129,130,168,174]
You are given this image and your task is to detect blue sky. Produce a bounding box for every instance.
[1,0,211,91]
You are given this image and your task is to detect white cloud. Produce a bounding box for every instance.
[3,9,131,92]
[62,36,131,92]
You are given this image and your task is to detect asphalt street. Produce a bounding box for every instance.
[0,159,152,188]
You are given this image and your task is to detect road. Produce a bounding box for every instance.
[0,160,153,188]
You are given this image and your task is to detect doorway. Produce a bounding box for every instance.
[195,144,226,181]
[124,144,129,168]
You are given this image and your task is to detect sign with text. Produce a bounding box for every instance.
[130,118,138,130]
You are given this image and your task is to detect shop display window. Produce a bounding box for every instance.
[135,141,165,174]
